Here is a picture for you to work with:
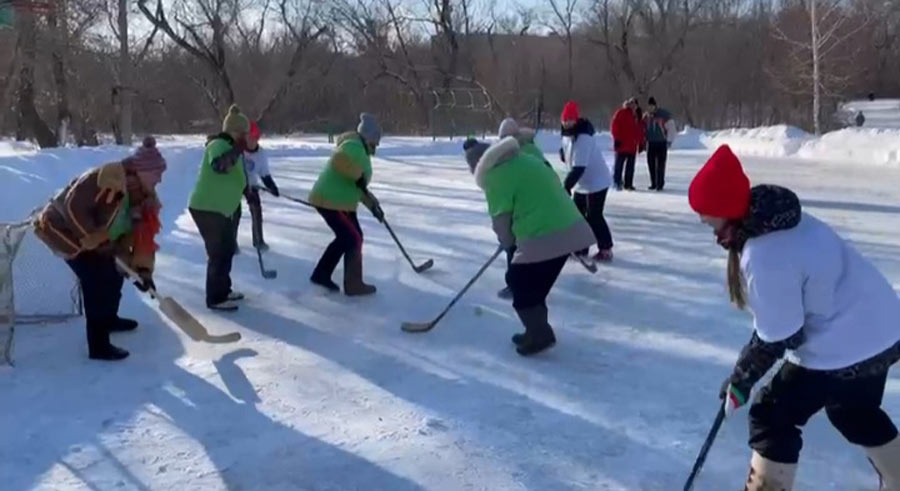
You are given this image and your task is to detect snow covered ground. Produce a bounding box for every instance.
[1,134,899,490]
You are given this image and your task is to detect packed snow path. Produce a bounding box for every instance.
[1,138,898,490]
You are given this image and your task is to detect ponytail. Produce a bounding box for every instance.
[727,247,747,309]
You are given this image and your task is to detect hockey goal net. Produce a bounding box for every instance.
[1,220,82,365]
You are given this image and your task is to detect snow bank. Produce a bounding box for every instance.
[700,125,811,158]
[797,128,900,165]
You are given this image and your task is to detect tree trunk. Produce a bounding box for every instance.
[0,31,20,133]
[117,0,133,145]
[47,0,71,145]
[15,10,58,148]
[810,0,821,135]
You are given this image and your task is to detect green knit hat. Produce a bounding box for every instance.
[222,104,250,135]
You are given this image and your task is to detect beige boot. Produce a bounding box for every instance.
[744,451,797,491]
[343,253,376,296]
[867,436,900,491]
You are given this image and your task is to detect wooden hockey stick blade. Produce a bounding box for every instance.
[401,320,437,333]
[158,297,242,344]
[413,259,434,273]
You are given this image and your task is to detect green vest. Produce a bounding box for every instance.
[108,193,132,241]
[188,137,247,217]
[309,133,373,211]
[483,153,583,241]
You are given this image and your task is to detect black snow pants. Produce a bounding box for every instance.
[613,152,636,189]
[647,142,668,190]
[190,208,237,306]
[573,190,613,253]
[66,250,124,352]
[311,208,363,280]
[748,361,899,464]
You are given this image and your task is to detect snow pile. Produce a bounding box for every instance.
[797,128,900,166]
[0,140,40,158]
[700,125,811,157]
[672,126,705,150]
[838,99,900,129]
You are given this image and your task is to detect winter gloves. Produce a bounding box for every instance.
[261,175,280,197]
[356,176,385,223]
[563,167,585,195]
[721,330,805,415]
[211,145,244,174]
[133,267,156,293]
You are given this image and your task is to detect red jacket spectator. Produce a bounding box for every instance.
[611,105,643,154]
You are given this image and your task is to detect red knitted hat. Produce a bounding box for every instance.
[688,145,751,219]
[561,101,579,122]
[249,120,260,140]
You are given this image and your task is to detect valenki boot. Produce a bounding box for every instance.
[867,436,900,491]
[513,305,556,356]
[744,452,797,491]
[343,253,376,296]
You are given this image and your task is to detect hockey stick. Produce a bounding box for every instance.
[683,405,726,491]
[115,259,241,344]
[381,218,434,273]
[402,246,503,333]
[573,253,597,273]
[256,246,277,279]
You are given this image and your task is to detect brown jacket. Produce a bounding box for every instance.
[33,162,157,272]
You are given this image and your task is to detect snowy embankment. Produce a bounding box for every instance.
[1,133,899,490]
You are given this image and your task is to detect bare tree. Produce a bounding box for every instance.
[590,0,711,97]
[771,0,869,134]
[137,0,241,114]
[255,0,329,128]
[545,0,579,94]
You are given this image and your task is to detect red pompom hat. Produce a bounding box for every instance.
[688,145,751,220]
[561,101,579,123]
[249,120,261,140]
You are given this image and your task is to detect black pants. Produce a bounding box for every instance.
[613,153,636,189]
[748,362,899,464]
[66,250,123,350]
[246,188,265,246]
[573,190,613,252]
[232,204,242,250]
[503,246,517,289]
[647,142,668,190]
[190,208,236,306]
[507,255,568,310]
[311,208,363,280]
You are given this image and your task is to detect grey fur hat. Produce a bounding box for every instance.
[357,113,382,146]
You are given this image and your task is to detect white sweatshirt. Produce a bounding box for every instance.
[742,213,900,370]
[561,134,612,194]
[243,147,271,186]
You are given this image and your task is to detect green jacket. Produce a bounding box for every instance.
[475,137,594,264]
[189,134,247,217]
[309,133,373,211]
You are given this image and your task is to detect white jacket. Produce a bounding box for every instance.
[742,213,900,370]
[243,147,271,186]
[561,134,611,194]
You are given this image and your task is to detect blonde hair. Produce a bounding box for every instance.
[727,247,747,309]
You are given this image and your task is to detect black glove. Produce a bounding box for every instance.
[369,197,385,223]
[558,147,566,163]
[261,175,280,197]
[614,139,621,150]
[134,268,156,293]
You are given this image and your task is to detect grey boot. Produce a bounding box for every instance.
[343,253,376,296]
[744,451,797,491]
[867,436,900,491]
[513,305,556,356]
